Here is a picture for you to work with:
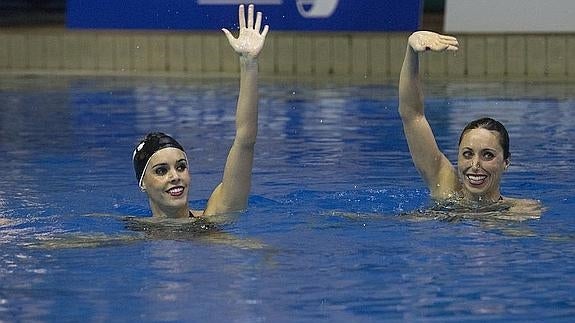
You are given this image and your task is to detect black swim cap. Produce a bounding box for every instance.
[133,132,186,187]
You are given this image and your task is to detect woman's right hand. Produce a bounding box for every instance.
[408,31,459,53]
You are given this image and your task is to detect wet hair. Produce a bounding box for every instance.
[133,132,186,188]
[458,117,510,160]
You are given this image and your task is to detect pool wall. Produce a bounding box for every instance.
[0,28,574,80]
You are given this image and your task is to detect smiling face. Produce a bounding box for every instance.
[141,148,190,218]
[457,128,509,202]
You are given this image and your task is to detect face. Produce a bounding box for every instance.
[141,148,190,213]
[457,128,508,202]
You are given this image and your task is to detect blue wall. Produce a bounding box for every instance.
[67,0,421,32]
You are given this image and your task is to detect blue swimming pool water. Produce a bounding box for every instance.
[1,76,574,322]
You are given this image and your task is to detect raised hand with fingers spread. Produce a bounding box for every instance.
[203,4,269,216]
[222,4,269,60]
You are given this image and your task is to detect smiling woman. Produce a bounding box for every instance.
[398,31,541,216]
[133,3,269,220]
[457,118,509,202]
[133,133,192,218]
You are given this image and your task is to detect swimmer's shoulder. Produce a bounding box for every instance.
[192,209,241,225]
[503,196,541,207]
[190,209,204,218]
[429,168,462,200]
[190,209,221,223]
[503,197,543,218]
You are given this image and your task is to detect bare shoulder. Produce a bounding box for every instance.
[506,197,541,208]
[430,166,462,200]
[190,209,204,218]
[191,209,230,224]
[505,197,543,219]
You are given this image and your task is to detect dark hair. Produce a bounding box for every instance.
[132,132,186,186]
[458,117,510,160]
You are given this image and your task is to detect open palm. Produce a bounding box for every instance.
[222,4,269,59]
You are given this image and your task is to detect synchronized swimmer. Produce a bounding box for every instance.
[132,4,268,222]
[398,31,541,217]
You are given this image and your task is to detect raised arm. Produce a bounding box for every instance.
[204,4,269,216]
[398,31,459,199]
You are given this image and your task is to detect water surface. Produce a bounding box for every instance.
[1,76,574,322]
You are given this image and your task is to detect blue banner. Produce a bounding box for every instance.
[67,0,421,32]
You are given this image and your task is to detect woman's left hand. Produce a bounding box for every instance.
[222,4,269,60]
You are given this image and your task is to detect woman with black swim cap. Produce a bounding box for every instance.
[398,31,541,215]
[133,4,269,219]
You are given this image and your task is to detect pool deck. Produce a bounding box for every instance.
[0,20,574,81]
